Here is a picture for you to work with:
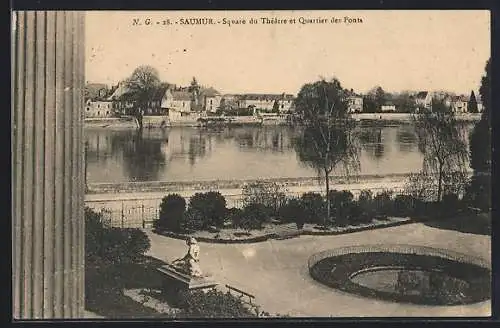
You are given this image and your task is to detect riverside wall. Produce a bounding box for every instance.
[351,113,481,122]
[84,174,410,215]
[83,113,482,129]
[86,173,412,195]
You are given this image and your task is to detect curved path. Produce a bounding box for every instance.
[145,222,490,317]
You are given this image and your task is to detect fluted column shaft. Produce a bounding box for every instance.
[12,11,85,319]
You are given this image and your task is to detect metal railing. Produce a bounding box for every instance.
[224,284,256,306]
[98,204,159,229]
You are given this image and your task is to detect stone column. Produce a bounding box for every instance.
[12,11,85,319]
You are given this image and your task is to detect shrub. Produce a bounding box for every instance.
[357,189,375,222]
[242,181,288,216]
[373,190,394,217]
[101,228,151,263]
[188,192,227,228]
[85,207,151,264]
[463,175,491,211]
[241,203,269,230]
[155,194,186,232]
[410,198,434,218]
[278,198,305,229]
[440,193,461,218]
[300,192,325,224]
[85,207,106,261]
[393,194,416,217]
[182,208,204,232]
[278,198,301,222]
[295,215,306,230]
[329,190,354,226]
[226,207,244,229]
[358,189,373,206]
[177,289,257,318]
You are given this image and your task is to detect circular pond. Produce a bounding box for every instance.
[308,245,491,306]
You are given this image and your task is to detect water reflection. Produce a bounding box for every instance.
[230,126,294,153]
[84,124,474,183]
[122,131,167,181]
[358,127,385,161]
[396,125,418,153]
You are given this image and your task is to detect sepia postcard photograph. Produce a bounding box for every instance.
[11,9,492,319]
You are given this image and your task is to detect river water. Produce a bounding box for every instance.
[84,123,473,184]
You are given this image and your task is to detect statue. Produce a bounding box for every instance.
[171,237,203,277]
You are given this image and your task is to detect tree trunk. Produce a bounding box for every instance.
[437,165,443,202]
[136,105,144,130]
[325,168,330,227]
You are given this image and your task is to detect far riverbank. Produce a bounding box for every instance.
[84,113,482,129]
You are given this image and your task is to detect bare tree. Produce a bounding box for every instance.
[294,79,360,226]
[411,98,469,202]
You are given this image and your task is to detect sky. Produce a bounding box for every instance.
[85,10,490,95]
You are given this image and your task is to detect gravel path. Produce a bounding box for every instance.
[145,222,490,317]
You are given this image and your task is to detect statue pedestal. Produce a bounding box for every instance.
[156,264,218,306]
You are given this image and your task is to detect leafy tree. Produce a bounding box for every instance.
[468,90,478,113]
[272,100,280,113]
[362,97,377,113]
[367,86,386,112]
[294,79,349,119]
[189,77,200,93]
[393,91,417,113]
[467,59,491,210]
[412,99,469,202]
[189,77,201,111]
[293,78,360,226]
[470,59,491,174]
[125,65,161,128]
[218,98,227,112]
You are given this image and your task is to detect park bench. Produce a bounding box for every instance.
[225,284,256,306]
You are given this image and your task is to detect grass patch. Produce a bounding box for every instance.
[423,212,491,236]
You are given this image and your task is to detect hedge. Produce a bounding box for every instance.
[154,189,468,234]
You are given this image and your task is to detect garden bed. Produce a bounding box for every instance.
[308,245,491,306]
[153,216,414,244]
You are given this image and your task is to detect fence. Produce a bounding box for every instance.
[85,186,407,229]
[98,204,159,229]
[307,244,491,271]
